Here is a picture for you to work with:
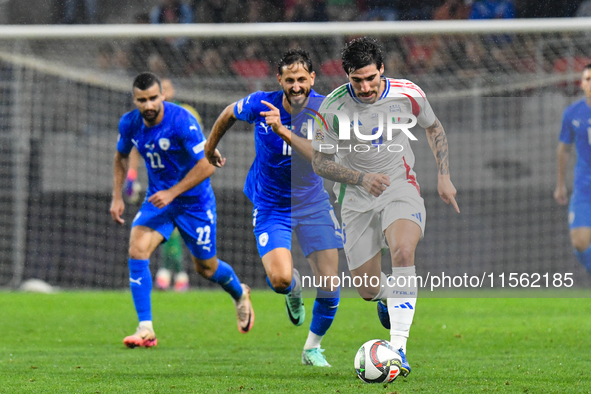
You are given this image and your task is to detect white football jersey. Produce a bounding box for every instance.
[312,78,436,212]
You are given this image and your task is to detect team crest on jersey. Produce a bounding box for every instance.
[259,232,269,247]
[158,138,170,151]
[237,99,244,114]
[300,122,308,137]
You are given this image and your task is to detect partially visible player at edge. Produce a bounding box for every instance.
[555,64,591,275]
[204,50,343,367]
[311,37,460,377]
[110,72,254,348]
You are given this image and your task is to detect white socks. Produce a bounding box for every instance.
[387,266,417,354]
[304,331,323,350]
[139,320,153,331]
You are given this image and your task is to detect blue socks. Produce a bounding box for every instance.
[266,276,294,295]
[128,258,243,323]
[209,260,243,300]
[574,245,591,275]
[310,288,340,336]
[128,258,152,322]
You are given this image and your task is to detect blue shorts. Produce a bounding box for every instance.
[252,200,343,258]
[568,194,591,230]
[132,200,216,260]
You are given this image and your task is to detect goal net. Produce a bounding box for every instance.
[0,20,589,290]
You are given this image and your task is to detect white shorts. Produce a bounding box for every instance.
[341,196,426,270]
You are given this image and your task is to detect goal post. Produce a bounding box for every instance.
[0,20,589,289]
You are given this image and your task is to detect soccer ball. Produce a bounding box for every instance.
[354,339,402,383]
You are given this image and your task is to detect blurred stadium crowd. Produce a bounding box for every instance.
[7,1,591,94]
[47,0,591,25]
[80,0,591,92]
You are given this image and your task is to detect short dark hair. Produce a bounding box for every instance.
[341,37,384,75]
[278,49,313,75]
[585,63,591,71]
[132,72,162,91]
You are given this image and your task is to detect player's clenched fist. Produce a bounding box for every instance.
[148,189,176,209]
[204,145,226,168]
[110,198,125,225]
[362,173,391,197]
[554,184,568,206]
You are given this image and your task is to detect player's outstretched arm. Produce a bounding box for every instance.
[312,150,390,197]
[425,118,460,213]
[260,100,314,161]
[554,142,572,205]
[110,151,129,225]
[205,103,237,168]
[148,157,215,209]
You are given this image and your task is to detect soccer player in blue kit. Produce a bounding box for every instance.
[204,50,343,367]
[555,64,591,275]
[110,73,254,348]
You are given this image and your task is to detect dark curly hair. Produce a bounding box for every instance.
[278,49,314,75]
[341,37,384,75]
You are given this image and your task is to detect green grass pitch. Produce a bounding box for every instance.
[1,290,591,393]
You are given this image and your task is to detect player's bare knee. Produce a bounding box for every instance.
[269,275,291,292]
[193,258,217,278]
[128,244,150,260]
[391,245,416,266]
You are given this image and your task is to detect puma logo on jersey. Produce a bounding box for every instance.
[260,122,269,133]
[190,125,198,131]
[131,138,139,147]
[207,209,214,224]
[129,277,142,286]
[202,245,211,252]
[573,120,580,127]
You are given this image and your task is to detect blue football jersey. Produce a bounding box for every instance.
[560,99,591,198]
[234,90,329,214]
[117,101,214,206]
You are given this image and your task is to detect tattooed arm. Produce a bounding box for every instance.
[312,150,390,197]
[425,118,460,213]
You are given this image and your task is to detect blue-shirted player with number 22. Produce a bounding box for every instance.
[110,72,254,348]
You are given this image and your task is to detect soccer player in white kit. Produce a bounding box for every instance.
[311,37,460,377]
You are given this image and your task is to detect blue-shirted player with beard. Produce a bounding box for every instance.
[205,50,343,367]
[110,72,254,348]
[555,64,591,275]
